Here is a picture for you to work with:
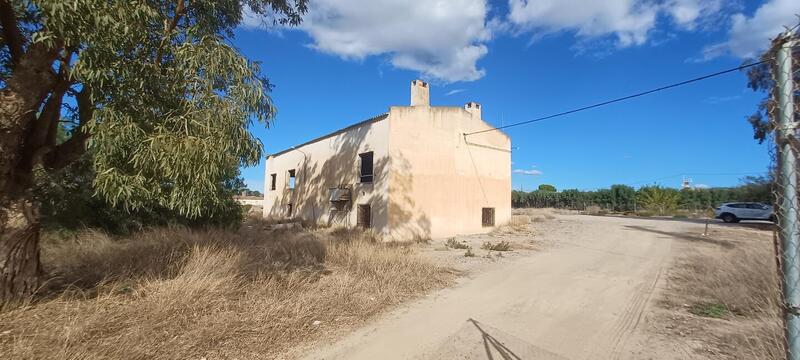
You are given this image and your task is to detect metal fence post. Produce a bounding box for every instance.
[776,33,800,359]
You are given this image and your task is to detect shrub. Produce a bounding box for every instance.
[445,237,469,249]
[464,247,475,257]
[481,241,512,252]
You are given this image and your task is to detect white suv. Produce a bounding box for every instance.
[714,202,775,223]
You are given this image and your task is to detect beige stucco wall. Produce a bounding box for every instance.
[263,116,391,233]
[385,105,511,239]
[263,81,510,240]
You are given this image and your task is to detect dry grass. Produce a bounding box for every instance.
[665,230,784,359]
[0,222,452,359]
[493,215,531,234]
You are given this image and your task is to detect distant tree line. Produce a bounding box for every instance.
[512,177,772,213]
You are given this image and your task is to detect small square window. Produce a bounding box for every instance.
[359,152,374,183]
[270,173,277,191]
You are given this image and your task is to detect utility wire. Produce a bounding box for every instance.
[464,59,772,136]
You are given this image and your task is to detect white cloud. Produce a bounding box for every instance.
[666,0,722,30]
[703,0,800,60]
[703,95,741,104]
[445,89,466,96]
[277,0,493,82]
[507,0,723,48]
[513,167,543,176]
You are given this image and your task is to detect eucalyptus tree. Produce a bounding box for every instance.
[0,0,307,307]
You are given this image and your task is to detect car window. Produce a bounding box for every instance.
[727,203,743,208]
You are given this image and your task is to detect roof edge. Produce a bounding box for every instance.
[268,113,389,158]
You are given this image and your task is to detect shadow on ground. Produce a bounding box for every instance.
[591,213,776,231]
[623,225,735,248]
[426,319,568,360]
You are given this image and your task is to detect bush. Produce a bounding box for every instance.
[481,241,512,252]
[464,247,475,257]
[34,154,245,234]
[445,237,469,249]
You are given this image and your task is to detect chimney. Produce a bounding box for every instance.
[464,101,481,119]
[410,79,429,106]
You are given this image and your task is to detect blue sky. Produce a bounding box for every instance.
[233,0,799,193]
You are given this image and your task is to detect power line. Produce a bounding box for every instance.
[464,59,772,136]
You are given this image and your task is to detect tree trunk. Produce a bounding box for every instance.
[0,194,41,310]
[0,44,57,310]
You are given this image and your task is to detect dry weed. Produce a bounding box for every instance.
[491,214,534,234]
[666,230,784,359]
[0,225,451,359]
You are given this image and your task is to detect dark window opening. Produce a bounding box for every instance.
[482,208,495,227]
[270,173,277,191]
[357,204,371,228]
[359,152,374,183]
[287,203,293,216]
[288,169,296,189]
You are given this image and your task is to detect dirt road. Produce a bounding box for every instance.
[303,214,701,360]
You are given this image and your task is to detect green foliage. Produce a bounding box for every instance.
[242,189,263,197]
[637,186,680,215]
[690,302,730,318]
[2,0,308,222]
[513,177,772,212]
[34,153,246,234]
[610,185,636,212]
[538,184,557,192]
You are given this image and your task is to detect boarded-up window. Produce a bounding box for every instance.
[357,204,371,228]
[288,169,296,189]
[359,152,374,183]
[270,173,276,190]
[482,208,495,227]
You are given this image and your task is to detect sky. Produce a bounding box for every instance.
[233,0,800,193]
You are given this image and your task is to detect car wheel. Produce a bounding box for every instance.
[721,213,737,223]
[770,214,777,223]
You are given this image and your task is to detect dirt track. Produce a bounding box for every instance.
[302,214,711,360]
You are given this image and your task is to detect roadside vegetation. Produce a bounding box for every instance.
[512,177,772,215]
[0,223,452,359]
[660,227,783,359]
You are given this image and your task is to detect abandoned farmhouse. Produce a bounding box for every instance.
[263,80,511,239]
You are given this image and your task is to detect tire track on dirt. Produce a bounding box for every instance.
[608,263,664,360]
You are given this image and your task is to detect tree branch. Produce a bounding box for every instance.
[0,0,23,66]
[44,86,93,170]
[155,0,186,64]
[20,47,75,170]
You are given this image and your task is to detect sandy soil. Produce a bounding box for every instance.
[298,213,725,360]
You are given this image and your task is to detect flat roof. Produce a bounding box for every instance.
[268,113,388,158]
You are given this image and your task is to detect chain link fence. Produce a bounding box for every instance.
[770,29,800,359]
